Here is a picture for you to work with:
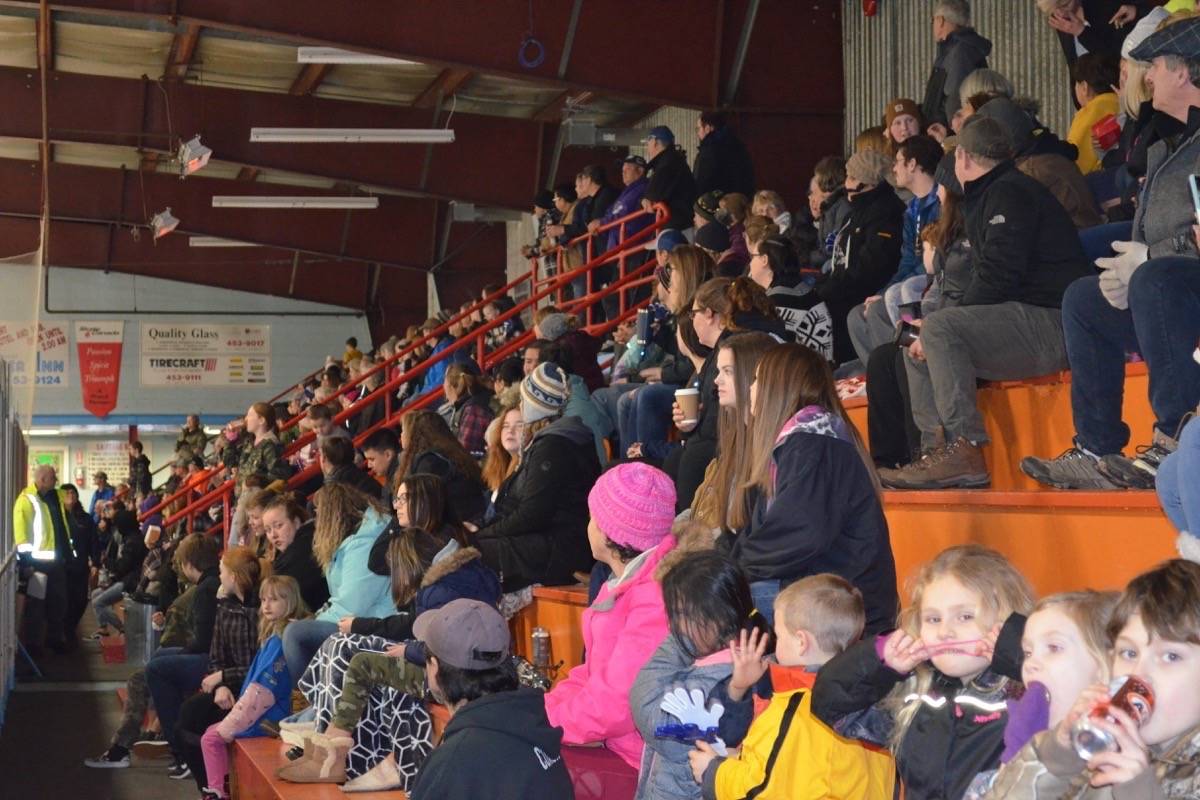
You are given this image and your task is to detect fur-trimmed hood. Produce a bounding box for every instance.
[421,544,483,588]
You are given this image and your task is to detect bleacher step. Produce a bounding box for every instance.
[232,738,404,800]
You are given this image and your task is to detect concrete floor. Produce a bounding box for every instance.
[0,621,196,800]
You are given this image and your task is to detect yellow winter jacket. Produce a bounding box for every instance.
[13,482,69,560]
[1067,92,1119,176]
[711,677,895,800]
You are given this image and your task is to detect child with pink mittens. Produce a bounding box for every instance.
[199,575,309,800]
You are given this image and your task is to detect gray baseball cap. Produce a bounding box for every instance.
[412,599,510,670]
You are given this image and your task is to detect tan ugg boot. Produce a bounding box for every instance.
[340,755,403,793]
[276,733,352,784]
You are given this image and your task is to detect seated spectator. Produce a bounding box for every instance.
[175,546,269,792]
[630,551,770,800]
[320,436,382,499]
[88,508,145,638]
[474,363,601,593]
[809,156,852,270]
[443,362,495,457]
[535,311,605,392]
[686,575,895,800]
[397,409,489,525]
[725,343,897,631]
[974,95,1104,229]
[537,337,610,465]
[343,337,363,364]
[406,600,573,798]
[665,277,787,511]
[642,126,699,232]
[490,357,525,398]
[83,545,212,770]
[881,116,1091,490]
[815,149,905,365]
[867,152,971,469]
[347,359,385,438]
[921,0,992,136]
[482,295,526,353]
[688,332,776,532]
[719,192,752,266]
[198,575,309,800]
[280,484,394,679]
[883,97,924,162]
[1067,52,1121,173]
[129,523,168,605]
[848,134,943,366]
[544,464,677,771]
[417,316,454,396]
[360,427,401,495]
[482,395,523,494]
[1021,17,1200,492]
[261,492,330,612]
[746,229,834,361]
[855,126,889,154]
[288,481,500,788]
[751,189,793,233]
[696,220,744,278]
[694,111,755,197]
[523,338,549,376]
[1157,402,1200,561]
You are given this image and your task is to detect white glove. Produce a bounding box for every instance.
[1096,239,1148,284]
[1098,268,1129,310]
[660,687,728,755]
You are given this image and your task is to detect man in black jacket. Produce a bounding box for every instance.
[922,0,992,134]
[641,126,698,232]
[128,441,152,496]
[408,599,573,800]
[883,116,1092,490]
[693,111,755,197]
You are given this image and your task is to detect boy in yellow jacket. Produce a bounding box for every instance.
[688,574,895,800]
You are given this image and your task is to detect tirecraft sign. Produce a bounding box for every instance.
[139,323,270,387]
[76,320,124,417]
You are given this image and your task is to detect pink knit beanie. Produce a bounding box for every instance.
[587,462,676,552]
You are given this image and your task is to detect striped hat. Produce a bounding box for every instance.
[520,363,569,423]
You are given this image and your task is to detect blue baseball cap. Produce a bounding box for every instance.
[645,125,675,145]
[645,228,688,252]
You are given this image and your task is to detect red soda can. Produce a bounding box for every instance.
[1092,115,1121,152]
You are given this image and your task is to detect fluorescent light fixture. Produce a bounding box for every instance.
[250,127,455,144]
[29,428,61,436]
[296,47,417,65]
[211,196,379,209]
[189,236,262,248]
[178,135,212,176]
[151,207,180,239]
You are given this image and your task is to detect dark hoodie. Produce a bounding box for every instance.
[184,565,222,655]
[409,687,573,800]
[476,415,601,592]
[272,520,329,613]
[921,26,992,127]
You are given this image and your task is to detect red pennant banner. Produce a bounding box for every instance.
[76,320,124,418]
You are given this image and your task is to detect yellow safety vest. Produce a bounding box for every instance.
[12,483,68,561]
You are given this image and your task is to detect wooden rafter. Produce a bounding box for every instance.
[164,23,201,80]
[412,68,473,109]
[289,63,331,96]
[532,90,593,123]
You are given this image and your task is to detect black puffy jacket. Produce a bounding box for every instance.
[644,146,698,231]
[475,415,600,592]
[693,126,755,198]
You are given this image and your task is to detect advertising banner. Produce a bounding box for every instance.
[0,321,69,388]
[139,323,270,387]
[76,320,124,417]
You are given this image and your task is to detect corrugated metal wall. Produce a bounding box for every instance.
[842,0,1071,152]
[636,106,701,164]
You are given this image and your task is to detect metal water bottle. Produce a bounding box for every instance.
[531,626,551,670]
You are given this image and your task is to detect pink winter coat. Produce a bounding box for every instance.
[544,535,675,769]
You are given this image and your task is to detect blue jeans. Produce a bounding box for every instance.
[1078,221,1133,267]
[282,619,339,680]
[145,647,210,754]
[618,383,678,460]
[590,382,639,438]
[1158,417,1200,535]
[1063,260,1200,455]
[749,580,781,628]
[91,582,126,631]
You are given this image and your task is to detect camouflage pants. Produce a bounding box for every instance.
[330,651,425,732]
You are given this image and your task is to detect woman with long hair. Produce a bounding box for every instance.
[481,394,522,493]
[397,409,488,525]
[237,402,291,488]
[443,362,495,457]
[725,342,898,632]
[664,276,787,511]
[260,492,329,612]
[287,474,501,789]
[279,483,393,679]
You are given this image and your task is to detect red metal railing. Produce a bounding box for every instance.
[155,203,667,537]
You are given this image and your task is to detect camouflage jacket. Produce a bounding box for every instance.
[237,435,291,486]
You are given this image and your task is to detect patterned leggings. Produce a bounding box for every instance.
[298,633,432,784]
